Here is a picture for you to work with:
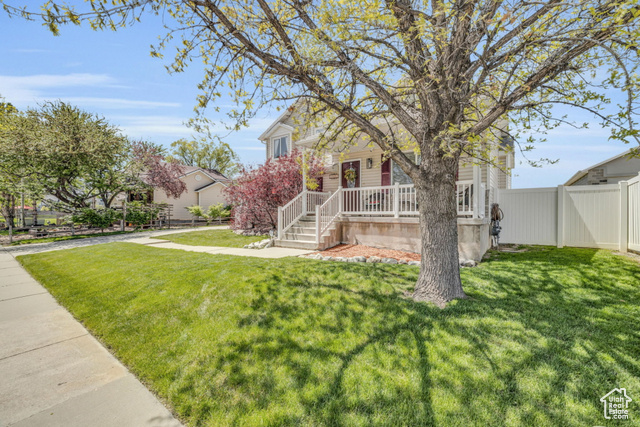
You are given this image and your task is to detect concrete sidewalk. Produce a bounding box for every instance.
[128,237,315,258]
[0,251,183,427]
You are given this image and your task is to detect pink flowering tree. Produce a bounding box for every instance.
[131,141,187,199]
[225,150,324,233]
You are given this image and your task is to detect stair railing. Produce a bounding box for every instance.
[278,191,305,240]
[315,188,343,243]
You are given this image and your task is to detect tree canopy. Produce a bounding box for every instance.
[167,137,240,178]
[3,0,640,305]
[0,101,186,212]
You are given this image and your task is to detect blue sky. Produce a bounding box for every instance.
[0,10,633,188]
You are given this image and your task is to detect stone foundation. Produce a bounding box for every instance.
[335,216,490,261]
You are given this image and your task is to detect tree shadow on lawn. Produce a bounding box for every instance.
[176,248,640,426]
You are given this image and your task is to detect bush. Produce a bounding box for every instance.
[224,151,324,232]
[125,201,161,228]
[185,203,231,225]
[71,208,119,232]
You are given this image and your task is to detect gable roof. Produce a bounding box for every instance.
[194,181,227,192]
[564,149,634,186]
[180,165,230,183]
[258,101,302,141]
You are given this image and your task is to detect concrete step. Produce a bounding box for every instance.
[275,239,319,250]
[283,233,316,242]
[287,226,316,234]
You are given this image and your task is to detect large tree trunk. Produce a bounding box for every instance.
[412,161,467,307]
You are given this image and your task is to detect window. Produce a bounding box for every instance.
[392,152,420,184]
[273,136,288,158]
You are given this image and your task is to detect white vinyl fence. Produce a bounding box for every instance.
[498,174,640,252]
[628,175,640,252]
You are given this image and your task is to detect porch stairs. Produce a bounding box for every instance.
[274,213,339,250]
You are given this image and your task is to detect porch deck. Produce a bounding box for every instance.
[276,181,487,251]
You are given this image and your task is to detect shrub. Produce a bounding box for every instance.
[185,203,231,225]
[224,150,324,232]
[71,208,119,232]
[125,201,160,228]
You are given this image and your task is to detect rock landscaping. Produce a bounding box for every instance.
[300,244,478,267]
[243,238,274,249]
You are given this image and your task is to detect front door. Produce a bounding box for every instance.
[341,161,360,212]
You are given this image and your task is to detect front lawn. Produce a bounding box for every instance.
[18,245,640,426]
[152,228,266,247]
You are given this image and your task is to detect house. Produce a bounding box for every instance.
[152,165,230,220]
[565,149,640,186]
[259,104,515,261]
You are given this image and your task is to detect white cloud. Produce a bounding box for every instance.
[114,115,194,138]
[64,97,180,109]
[0,73,115,105]
[0,73,115,88]
[0,73,178,110]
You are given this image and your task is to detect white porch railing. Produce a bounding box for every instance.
[338,181,483,218]
[277,192,304,240]
[306,191,331,214]
[278,182,486,243]
[315,190,342,242]
[278,190,331,239]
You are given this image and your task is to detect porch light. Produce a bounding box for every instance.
[366,158,373,169]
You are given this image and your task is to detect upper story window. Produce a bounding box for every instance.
[273,136,288,158]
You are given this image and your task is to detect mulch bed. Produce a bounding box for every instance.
[312,244,421,262]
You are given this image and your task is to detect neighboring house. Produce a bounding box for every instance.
[259,104,515,261]
[152,165,230,220]
[565,149,640,186]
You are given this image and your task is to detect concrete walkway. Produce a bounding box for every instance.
[0,251,183,427]
[4,227,315,259]
[2,226,229,256]
[127,237,314,258]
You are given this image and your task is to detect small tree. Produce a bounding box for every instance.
[224,151,324,233]
[71,208,119,233]
[206,203,230,224]
[186,203,231,225]
[125,201,160,229]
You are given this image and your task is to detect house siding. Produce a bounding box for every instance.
[154,172,214,220]
[198,183,227,208]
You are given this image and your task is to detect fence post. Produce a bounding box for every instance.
[315,205,321,243]
[277,207,283,240]
[302,190,308,215]
[393,182,400,218]
[121,201,126,232]
[557,185,565,248]
[338,186,343,215]
[619,181,629,253]
[472,165,482,218]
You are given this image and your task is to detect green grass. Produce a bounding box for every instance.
[18,245,640,426]
[152,229,266,247]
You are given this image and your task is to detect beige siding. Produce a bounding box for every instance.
[458,163,474,181]
[198,183,228,208]
[154,172,214,220]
